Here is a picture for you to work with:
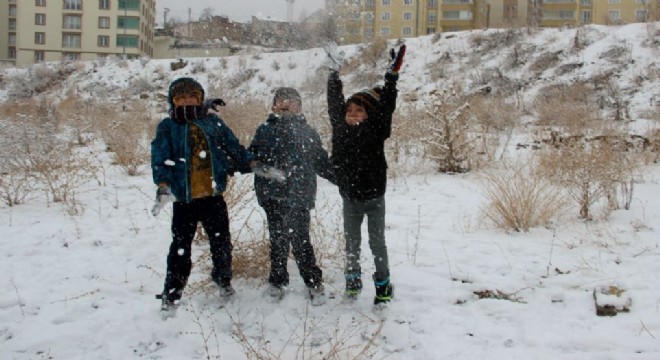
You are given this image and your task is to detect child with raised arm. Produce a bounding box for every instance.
[326,44,406,306]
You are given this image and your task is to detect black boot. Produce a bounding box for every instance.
[373,275,393,305]
[345,273,363,299]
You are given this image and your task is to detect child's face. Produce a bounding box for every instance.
[345,103,368,126]
[173,93,201,107]
[272,98,301,115]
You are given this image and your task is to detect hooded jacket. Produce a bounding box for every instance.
[151,78,253,202]
[327,71,398,201]
[249,113,334,210]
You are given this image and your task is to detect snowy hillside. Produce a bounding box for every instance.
[0,23,659,359]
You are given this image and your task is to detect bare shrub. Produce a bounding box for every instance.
[469,94,520,161]
[479,158,567,232]
[421,84,484,173]
[128,75,159,95]
[529,50,563,75]
[0,120,36,206]
[211,99,268,142]
[534,82,597,130]
[537,128,642,220]
[98,101,153,176]
[7,63,76,100]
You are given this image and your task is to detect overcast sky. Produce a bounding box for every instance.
[157,0,326,24]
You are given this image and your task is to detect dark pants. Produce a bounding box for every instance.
[262,201,323,288]
[163,196,232,298]
[343,196,389,281]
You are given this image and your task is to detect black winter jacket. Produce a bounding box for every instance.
[249,113,334,210]
[327,71,398,201]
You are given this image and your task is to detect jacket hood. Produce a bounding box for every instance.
[167,77,205,108]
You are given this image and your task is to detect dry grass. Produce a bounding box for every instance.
[479,158,567,232]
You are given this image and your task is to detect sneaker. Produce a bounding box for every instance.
[218,284,235,298]
[345,273,363,299]
[266,283,285,301]
[309,285,326,306]
[373,277,393,305]
[157,293,180,319]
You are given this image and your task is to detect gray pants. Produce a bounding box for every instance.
[342,196,389,281]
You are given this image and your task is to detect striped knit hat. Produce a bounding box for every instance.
[347,87,382,111]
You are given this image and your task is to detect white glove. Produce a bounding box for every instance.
[252,161,286,182]
[323,41,344,72]
[151,186,176,216]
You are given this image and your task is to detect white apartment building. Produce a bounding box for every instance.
[2,0,156,67]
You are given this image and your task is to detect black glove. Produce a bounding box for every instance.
[151,186,176,216]
[204,98,226,113]
[388,44,406,75]
[251,161,286,182]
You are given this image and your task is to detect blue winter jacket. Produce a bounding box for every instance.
[249,113,335,210]
[151,113,253,202]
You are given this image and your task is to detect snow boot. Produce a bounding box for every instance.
[309,284,326,306]
[266,283,285,302]
[345,273,363,299]
[373,276,393,305]
[218,284,235,298]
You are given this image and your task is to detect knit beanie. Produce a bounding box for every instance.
[347,87,382,111]
[168,77,205,107]
[272,87,302,106]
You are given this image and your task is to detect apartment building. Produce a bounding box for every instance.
[332,0,658,44]
[1,0,156,67]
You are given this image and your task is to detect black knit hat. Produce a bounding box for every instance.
[347,87,382,111]
[272,87,301,106]
[168,77,205,107]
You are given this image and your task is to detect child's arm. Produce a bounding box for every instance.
[327,70,346,127]
[150,120,174,187]
[311,130,336,184]
[215,116,254,174]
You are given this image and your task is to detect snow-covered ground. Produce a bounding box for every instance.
[1,23,659,359]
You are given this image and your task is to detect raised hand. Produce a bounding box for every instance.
[323,41,344,72]
[388,44,407,74]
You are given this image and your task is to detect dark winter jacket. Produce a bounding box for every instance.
[327,71,398,201]
[249,113,334,210]
[151,113,253,202]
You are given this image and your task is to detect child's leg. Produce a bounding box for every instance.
[163,200,200,299]
[365,196,389,281]
[342,197,365,276]
[263,201,291,287]
[287,207,323,288]
[200,196,233,287]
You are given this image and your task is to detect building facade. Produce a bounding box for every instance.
[1,0,156,67]
[331,0,658,44]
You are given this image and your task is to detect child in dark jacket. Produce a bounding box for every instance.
[326,44,406,306]
[151,77,282,314]
[249,87,335,305]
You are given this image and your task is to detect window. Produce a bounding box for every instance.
[36,0,46,6]
[428,12,436,22]
[427,27,436,34]
[34,50,45,62]
[118,0,140,10]
[608,0,621,4]
[9,5,16,17]
[443,0,472,3]
[98,35,110,47]
[608,10,621,21]
[63,52,81,61]
[581,10,592,23]
[403,0,412,4]
[8,34,16,46]
[443,11,472,20]
[63,0,82,10]
[35,32,46,44]
[380,27,390,36]
[428,0,437,8]
[382,0,390,5]
[636,10,648,21]
[403,12,413,21]
[381,12,391,21]
[63,15,82,29]
[581,0,591,5]
[117,35,138,48]
[117,17,140,29]
[99,17,110,29]
[542,10,574,19]
[365,13,375,24]
[35,13,46,25]
[365,28,374,38]
[402,27,412,36]
[99,0,111,9]
[62,34,81,48]
[9,19,16,30]
[9,47,16,59]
